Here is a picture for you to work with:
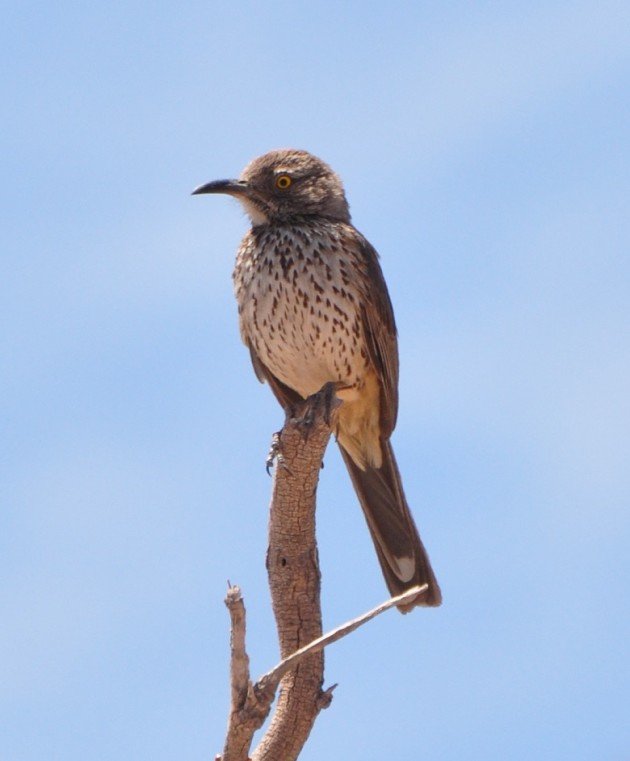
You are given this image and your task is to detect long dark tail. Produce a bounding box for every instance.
[338,439,442,612]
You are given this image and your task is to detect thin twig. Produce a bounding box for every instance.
[256,584,428,694]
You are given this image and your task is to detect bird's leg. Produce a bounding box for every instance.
[267,383,337,471]
[291,382,342,436]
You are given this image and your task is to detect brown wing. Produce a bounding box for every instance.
[354,232,400,437]
[246,341,303,412]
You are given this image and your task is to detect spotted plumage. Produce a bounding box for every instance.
[235,221,368,400]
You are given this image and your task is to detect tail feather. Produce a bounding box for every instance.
[338,440,442,611]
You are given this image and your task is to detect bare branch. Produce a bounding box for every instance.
[251,398,335,761]
[219,389,419,760]
[217,395,336,761]
[220,586,270,761]
[226,586,249,708]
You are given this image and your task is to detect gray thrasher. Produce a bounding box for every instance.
[193,149,441,611]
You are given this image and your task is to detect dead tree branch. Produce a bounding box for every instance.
[217,398,334,761]
[218,393,421,760]
[219,586,270,761]
[252,400,336,761]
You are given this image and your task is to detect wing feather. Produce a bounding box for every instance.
[353,232,400,437]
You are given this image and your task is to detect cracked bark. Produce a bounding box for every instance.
[218,401,334,761]
[252,408,333,761]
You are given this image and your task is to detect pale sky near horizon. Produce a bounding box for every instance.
[2,3,629,759]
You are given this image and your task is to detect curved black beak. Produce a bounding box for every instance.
[191,179,250,196]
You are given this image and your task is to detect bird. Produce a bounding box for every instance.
[193,149,441,611]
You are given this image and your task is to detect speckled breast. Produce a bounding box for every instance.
[233,220,370,399]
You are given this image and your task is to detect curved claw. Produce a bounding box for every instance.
[266,431,282,475]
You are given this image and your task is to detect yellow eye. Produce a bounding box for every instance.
[275,174,292,190]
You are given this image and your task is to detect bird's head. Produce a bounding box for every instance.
[192,149,350,226]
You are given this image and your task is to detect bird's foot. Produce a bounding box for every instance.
[291,382,341,437]
[266,430,289,475]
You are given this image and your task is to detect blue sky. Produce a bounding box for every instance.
[2,2,629,759]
